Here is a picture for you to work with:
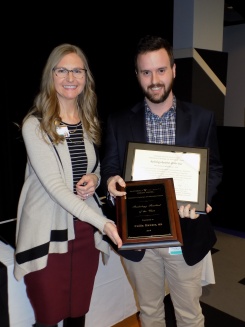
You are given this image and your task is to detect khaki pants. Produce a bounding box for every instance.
[122,248,204,327]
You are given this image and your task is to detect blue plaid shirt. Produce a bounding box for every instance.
[145,96,176,145]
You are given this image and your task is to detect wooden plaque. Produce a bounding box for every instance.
[116,178,183,250]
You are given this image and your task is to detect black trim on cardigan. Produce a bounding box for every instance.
[16,229,68,264]
[47,134,63,168]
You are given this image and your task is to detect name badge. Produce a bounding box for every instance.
[56,126,69,137]
[169,247,182,255]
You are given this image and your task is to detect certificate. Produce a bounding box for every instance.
[116,178,183,250]
[123,142,209,214]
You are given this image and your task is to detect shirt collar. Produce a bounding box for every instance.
[144,95,176,116]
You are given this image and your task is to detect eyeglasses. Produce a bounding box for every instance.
[53,67,87,79]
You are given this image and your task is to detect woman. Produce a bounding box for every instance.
[14,44,122,327]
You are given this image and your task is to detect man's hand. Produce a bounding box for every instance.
[178,203,212,219]
[107,175,127,198]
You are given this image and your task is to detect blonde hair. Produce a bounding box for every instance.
[23,43,101,146]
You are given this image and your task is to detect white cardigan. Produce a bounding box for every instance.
[14,116,112,281]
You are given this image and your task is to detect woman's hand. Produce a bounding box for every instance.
[103,222,123,248]
[76,173,99,200]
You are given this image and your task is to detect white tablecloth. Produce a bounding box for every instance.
[0,242,34,327]
[85,250,138,327]
[201,250,215,286]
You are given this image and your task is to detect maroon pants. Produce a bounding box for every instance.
[24,220,100,325]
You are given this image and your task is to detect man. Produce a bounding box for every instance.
[101,35,222,327]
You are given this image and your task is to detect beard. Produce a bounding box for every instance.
[142,78,174,104]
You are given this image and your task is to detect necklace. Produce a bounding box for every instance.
[65,122,84,144]
[66,138,83,144]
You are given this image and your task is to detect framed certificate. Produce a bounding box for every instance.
[116,178,183,250]
[123,142,209,214]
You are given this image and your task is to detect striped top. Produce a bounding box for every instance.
[62,121,87,194]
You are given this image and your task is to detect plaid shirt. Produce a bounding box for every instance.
[145,96,176,145]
